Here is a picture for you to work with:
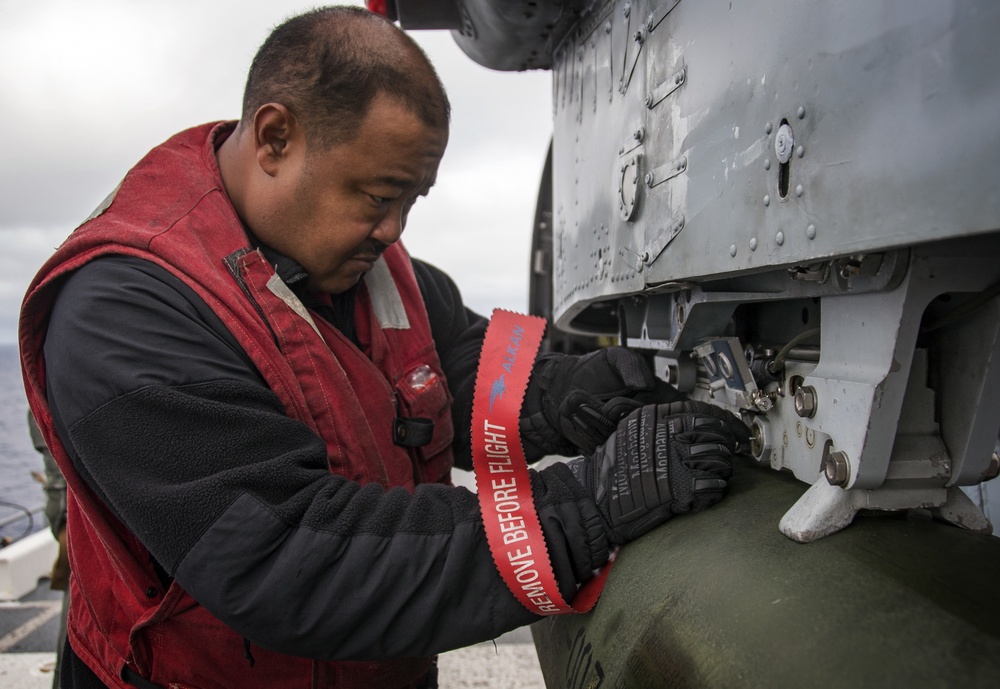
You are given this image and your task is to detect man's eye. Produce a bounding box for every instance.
[369,194,391,206]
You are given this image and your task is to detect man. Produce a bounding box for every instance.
[20,6,747,689]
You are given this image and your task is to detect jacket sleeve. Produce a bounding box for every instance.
[43,256,611,661]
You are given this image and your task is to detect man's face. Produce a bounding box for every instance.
[258,95,448,294]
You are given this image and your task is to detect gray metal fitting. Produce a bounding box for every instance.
[775,123,795,164]
[750,389,773,412]
[750,416,772,464]
[824,451,851,487]
[794,385,818,418]
[985,452,1000,481]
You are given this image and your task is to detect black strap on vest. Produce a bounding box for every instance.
[393,416,434,447]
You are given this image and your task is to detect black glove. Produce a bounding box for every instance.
[520,348,683,458]
[565,400,749,545]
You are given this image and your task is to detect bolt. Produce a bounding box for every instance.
[796,145,805,158]
[794,385,818,418]
[764,158,771,171]
[644,172,654,187]
[605,21,612,33]
[634,29,644,44]
[797,106,806,119]
[795,184,804,197]
[730,244,738,257]
[645,15,654,32]
[765,122,773,135]
[824,451,851,486]
[623,3,631,18]
[776,231,785,246]
[750,237,758,251]
[645,93,655,108]
[807,224,817,239]
[763,194,770,207]
[633,126,645,142]
[774,123,794,164]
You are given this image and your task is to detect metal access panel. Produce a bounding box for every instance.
[550,0,1000,331]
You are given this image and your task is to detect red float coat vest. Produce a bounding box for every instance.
[19,123,454,688]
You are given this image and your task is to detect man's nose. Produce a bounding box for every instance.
[371,207,404,246]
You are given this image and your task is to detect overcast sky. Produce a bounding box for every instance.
[0,0,552,344]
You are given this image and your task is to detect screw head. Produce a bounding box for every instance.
[807,224,817,239]
[776,231,785,246]
[797,106,807,119]
[750,237,758,251]
[730,244,738,257]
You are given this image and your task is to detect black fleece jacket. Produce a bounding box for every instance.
[43,253,610,665]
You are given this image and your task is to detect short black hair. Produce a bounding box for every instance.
[242,6,450,149]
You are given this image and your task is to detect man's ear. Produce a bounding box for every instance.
[251,103,304,177]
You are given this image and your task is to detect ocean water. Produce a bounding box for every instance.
[0,344,46,543]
